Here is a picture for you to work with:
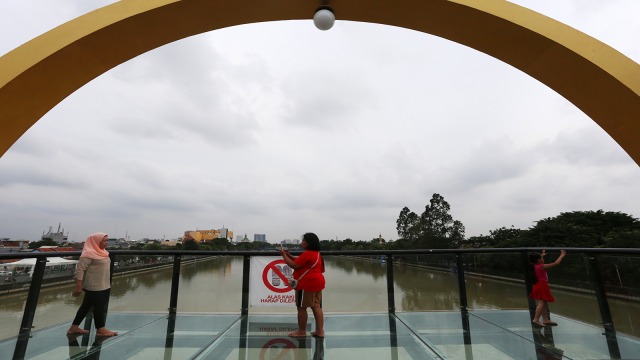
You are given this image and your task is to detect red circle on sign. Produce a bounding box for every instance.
[262,259,294,293]
[259,338,298,360]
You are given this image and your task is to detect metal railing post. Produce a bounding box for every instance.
[388,314,399,360]
[104,253,116,322]
[241,255,251,315]
[18,255,47,334]
[238,315,249,360]
[456,254,468,312]
[13,256,47,360]
[460,311,474,360]
[586,254,621,359]
[522,252,536,320]
[239,256,250,359]
[164,313,177,360]
[168,254,182,314]
[455,253,475,358]
[109,253,116,284]
[386,254,395,313]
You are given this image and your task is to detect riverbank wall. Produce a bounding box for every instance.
[344,255,640,302]
[0,256,218,296]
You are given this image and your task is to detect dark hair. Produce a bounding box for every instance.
[302,232,321,251]
[527,253,542,284]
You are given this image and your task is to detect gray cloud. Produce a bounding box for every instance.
[0,1,639,242]
[534,126,634,166]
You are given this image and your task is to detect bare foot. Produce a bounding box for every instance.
[96,328,118,337]
[288,331,307,338]
[67,325,90,335]
[311,331,325,338]
[66,333,81,343]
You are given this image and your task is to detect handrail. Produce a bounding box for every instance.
[2,247,640,260]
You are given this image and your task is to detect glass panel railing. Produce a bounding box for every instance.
[0,290,26,340]
[322,255,388,313]
[543,253,603,328]
[394,254,460,312]
[108,253,176,313]
[0,256,80,340]
[462,252,529,311]
[175,255,243,313]
[2,248,640,358]
[596,254,640,338]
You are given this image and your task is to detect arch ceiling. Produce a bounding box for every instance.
[1,0,639,165]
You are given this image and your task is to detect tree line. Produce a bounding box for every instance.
[401,193,640,250]
[318,193,640,251]
[319,193,640,294]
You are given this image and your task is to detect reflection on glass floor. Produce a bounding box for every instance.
[1,310,638,359]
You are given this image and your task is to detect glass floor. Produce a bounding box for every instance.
[1,310,638,359]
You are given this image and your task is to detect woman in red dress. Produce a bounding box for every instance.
[280,232,325,338]
[529,249,566,327]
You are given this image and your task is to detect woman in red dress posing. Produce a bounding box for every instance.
[529,249,566,327]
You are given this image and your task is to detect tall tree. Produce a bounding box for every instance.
[418,193,455,248]
[396,193,465,249]
[396,206,419,241]
[448,220,466,248]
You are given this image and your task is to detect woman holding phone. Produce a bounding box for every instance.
[280,232,325,338]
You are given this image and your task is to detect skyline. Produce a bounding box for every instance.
[1,1,639,243]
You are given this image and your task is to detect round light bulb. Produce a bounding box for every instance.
[313,9,335,31]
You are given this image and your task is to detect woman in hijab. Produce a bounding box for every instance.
[67,233,118,336]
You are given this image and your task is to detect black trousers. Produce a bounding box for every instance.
[72,288,111,329]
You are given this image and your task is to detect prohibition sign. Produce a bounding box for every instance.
[259,338,297,360]
[262,259,293,293]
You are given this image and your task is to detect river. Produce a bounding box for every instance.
[0,256,638,340]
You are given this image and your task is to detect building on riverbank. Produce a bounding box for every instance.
[0,239,29,253]
[3,256,78,278]
[183,228,234,243]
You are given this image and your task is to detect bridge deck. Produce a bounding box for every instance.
[1,310,638,359]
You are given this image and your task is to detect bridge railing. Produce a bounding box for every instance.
[1,247,639,358]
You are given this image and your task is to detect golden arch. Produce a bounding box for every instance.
[1,0,640,165]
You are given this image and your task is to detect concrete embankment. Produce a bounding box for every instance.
[344,255,640,302]
[0,256,218,296]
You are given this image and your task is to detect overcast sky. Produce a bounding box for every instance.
[1,1,639,243]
